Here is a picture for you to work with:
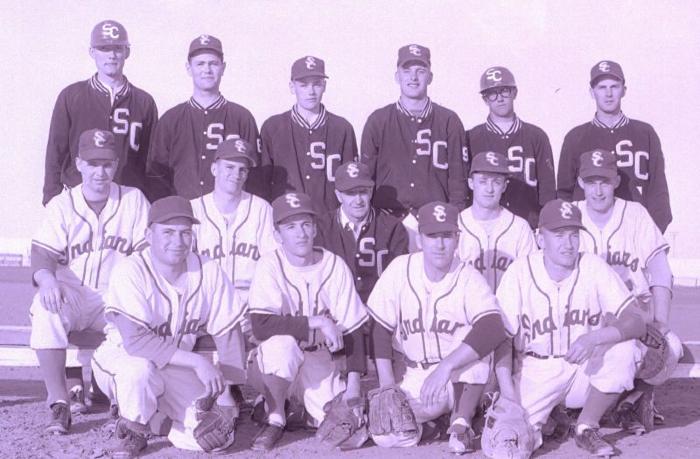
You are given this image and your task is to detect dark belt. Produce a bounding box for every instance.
[525,351,565,360]
[405,359,439,370]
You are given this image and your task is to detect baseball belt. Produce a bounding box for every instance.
[524,351,565,360]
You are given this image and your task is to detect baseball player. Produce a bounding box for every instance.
[259,56,357,211]
[466,67,556,228]
[315,161,409,303]
[361,44,468,252]
[43,19,158,205]
[368,201,507,453]
[146,34,260,201]
[246,192,368,451]
[91,196,247,456]
[557,60,672,232]
[494,199,647,457]
[458,151,536,292]
[30,129,149,435]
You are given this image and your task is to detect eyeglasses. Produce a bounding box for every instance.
[482,87,515,101]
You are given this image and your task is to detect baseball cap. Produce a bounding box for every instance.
[397,44,431,68]
[291,56,328,80]
[418,201,459,234]
[148,196,200,226]
[214,138,257,166]
[479,66,516,93]
[578,149,618,179]
[188,34,223,59]
[538,199,585,231]
[590,60,625,86]
[470,151,510,175]
[91,20,129,47]
[78,129,118,161]
[272,192,317,224]
[335,161,374,192]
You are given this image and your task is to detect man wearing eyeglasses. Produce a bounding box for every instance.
[465,67,556,228]
[43,20,158,205]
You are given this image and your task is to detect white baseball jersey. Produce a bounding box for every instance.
[103,248,245,350]
[575,199,669,300]
[368,253,500,365]
[32,183,149,293]
[190,192,275,290]
[497,251,635,356]
[248,248,368,346]
[458,207,536,291]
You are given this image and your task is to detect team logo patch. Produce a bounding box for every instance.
[285,193,301,208]
[591,151,603,167]
[101,23,120,40]
[559,202,574,219]
[486,152,499,166]
[199,34,210,45]
[234,139,247,153]
[93,131,107,147]
[305,56,316,69]
[347,163,360,178]
[408,44,422,56]
[433,205,446,222]
[486,68,502,82]
[598,61,610,72]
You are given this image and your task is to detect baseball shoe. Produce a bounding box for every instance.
[251,423,284,451]
[613,402,645,436]
[636,386,654,434]
[113,418,149,459]
[69,385,89,414]
[46,401,72,435]
[574,427,614,457]
[447,423,475,454]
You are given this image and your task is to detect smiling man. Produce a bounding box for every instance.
[43,19,158,205]
[557,60,672,232]
[147,34,259,200]
[259,56,357,212]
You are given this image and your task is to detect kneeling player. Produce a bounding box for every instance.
[92,197,247,457]
[246,192,368,451]
[494,199,647,457]
[368,201,507,453]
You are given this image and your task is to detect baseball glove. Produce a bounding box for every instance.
[481,392,536,459]
[315,392,368,450]
[193,396,237,453]
[638,323,683,385]
[367,384,418,437]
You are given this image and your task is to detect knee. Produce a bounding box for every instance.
[590,340,640,393]
[256,335,303,380]
[114,357,157,387]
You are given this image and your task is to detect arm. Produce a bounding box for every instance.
[370,318,395,387]
[250,312,343,351]
[359,113,379,180]
[341,327,366,399]
[212,324,246,384]
[646,251,673,325]
[43,91,71,205]
[645,128,672,233]
[556,131,577,201]
[145,118,174,201]
[446,115,468,209]
[342,121,359,163]
[493,338,518,402]
[534,130,557,206]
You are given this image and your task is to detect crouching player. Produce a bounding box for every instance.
[367,201,507,453]
[92,196,247,457]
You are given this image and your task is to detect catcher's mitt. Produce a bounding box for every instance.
[193,396,237,453]
[638,323,683,385]
[481,392,536,459]
[367,384,418,437]
[315,392,368,450]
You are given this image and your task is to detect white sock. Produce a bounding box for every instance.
[268,412,285,427]
[576,423,593,435]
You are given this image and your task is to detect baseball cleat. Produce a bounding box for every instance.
[614,402,645,436]
[574,427,614,457]
[447,423,476,454]
[46,401,72,435]
[636,386,654,434]
[112,418,148,459]
[69,385,89,414]
[251,423,284,451]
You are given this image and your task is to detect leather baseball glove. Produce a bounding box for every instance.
[315,392,368,450]
[481,392,536,459]
[367,385,418,437]
[193,396,237,453]
[638,323,683,385]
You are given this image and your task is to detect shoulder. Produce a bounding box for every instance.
[563,122,591,140]
[431,102,459,118]
[626,118,658,137]
[326,111,353,128]
[520,121,548,138]
[374,209,403,229]
[467,123,487,135]
[113,250,148,280]
[223,100,255,118]
[366,104,395,122]
[117,184,148,201]
[248,193,272,210]
[126,83,156,103]
[261,111,290,132]
[578,252,609,271]
[159,101,190,120]
[58,79,89,96]
[508,210,533,232]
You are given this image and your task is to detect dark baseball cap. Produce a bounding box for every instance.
[397,44,431,68]
[480,66,516,92]
[272,192,317,224]
[578,150,618,179]
[418,201,459,234]
[291,56,328,80]
[538,199,584,231]
[590,60,625,86]
[91,20,129,47]
[78,129,118,161]
[334,161,374,192]
[214,138,257,166]
[470,151,510,175]
[148,196,200,226]
[188,34,223,59]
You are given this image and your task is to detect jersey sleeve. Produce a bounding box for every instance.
[145,115,175,201]
[533,128,557,206]
[387,219,409,264]
[632,203,669,268]
[329,257,368,334]
[341,119,359,163]
[257,118,275,201]
[366,257,402,332]
[104,259,153,327]
[495,261,523,336]
[360,111,380,180]
[515,219,537,257]
[446,114,468,209]
[556,129,579,201]
[32,197,68,260]
[462,266,501,323]
[205,261,247,336]
[247,254,285,315]
[130,190,150,251]
[133,96,159,197]
[592,256,636,317]
[43,89,71,205]
[644,127,672,232]
[257,201,277,256]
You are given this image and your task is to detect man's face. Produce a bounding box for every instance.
[212,158,250,195]
[590,77,625,114]
[482,86,517,118]
[468,172,508,210]
[147,217,194,267]
[89,45,129,78]
[538,227,580,270]
[335,187,372,221]
[275,214,316,259]
[578,175,620,214]
[187,53,226,91]
[76,157,118,194]
[420,230,458,271]
[289,77,326,111]
[395,63,432,100]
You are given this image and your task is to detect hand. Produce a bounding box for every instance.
[194,357,225,398]
[565,333,598,364]
[420,362,452,406]
[310,315,343,352]
[37,277,80,314]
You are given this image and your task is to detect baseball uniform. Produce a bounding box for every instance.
[92,247,246,451]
